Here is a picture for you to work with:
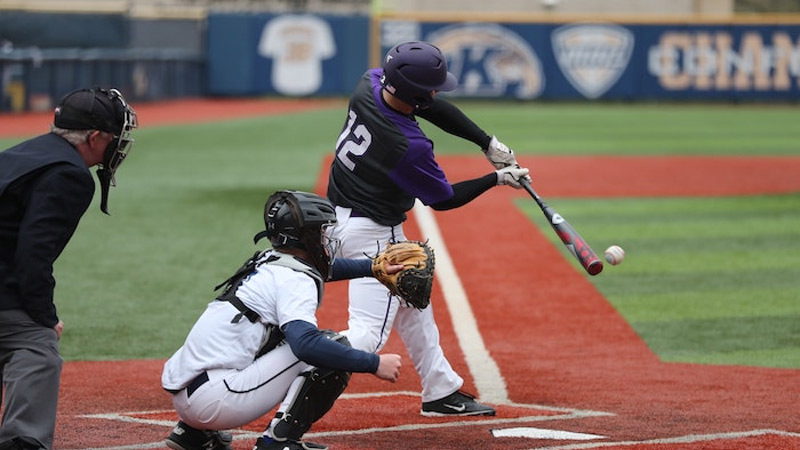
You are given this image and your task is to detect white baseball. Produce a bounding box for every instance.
[604,245,625,265]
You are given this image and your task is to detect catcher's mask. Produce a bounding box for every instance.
[54,87,138,214]
[381,41,457,109]
[254,190,340,278]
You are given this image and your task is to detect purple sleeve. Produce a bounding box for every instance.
[388,137,454,206]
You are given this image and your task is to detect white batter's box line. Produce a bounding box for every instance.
[339,389,420,399]
[303,410,612,440]
[71,395,614,450]
[69,411,613,450]
[521,429,800,450]
[78,392,612,429]
[58,427,800,450]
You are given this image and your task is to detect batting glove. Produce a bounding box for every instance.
[496,165,530,189]
[484,136,518,169]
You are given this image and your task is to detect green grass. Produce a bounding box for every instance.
[519,194,800,368]
[423,101,800,155]
[1,100,799,365]
[48,109,346,360]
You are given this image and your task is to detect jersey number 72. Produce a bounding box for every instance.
[335,109,372,171]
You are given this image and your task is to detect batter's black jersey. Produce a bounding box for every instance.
[327,69,454,226]
[0,133,95,327]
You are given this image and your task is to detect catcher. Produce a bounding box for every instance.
[161,190,432,450]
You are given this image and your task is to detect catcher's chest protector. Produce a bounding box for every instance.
[264,252,325,306]
[214,251,327,357]
[215,250,326,323]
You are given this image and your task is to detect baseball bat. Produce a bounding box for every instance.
[519,178,603,276]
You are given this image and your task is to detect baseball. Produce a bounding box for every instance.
[604,245,625,265]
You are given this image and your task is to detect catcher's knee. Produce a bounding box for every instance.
[271,331,352,442]
[319,329,350,348]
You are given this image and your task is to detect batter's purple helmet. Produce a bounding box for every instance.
[382,41,457,108]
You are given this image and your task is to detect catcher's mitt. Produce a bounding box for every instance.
[372,240,435,309]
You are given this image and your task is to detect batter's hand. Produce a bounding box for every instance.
[484,136,519,169]
[496,165,530,189]
[375,353,402,382]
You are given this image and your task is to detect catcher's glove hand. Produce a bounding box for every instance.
[371,240,435,309]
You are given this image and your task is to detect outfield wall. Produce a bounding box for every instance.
[208,12,800,101]
[2,11,799,112]
[0,10,205,112]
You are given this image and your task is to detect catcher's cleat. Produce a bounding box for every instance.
[166,421,233,450]
[0,437,44,450]
[421,390,496,417]
[252,437,328,450]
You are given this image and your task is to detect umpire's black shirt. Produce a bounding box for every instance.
[0,133,95,328]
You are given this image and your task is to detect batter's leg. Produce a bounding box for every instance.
[342,277,400,353]
[393,305,461,402]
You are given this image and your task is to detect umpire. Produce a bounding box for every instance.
[0,88,138,450]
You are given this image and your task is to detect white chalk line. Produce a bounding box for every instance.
[524,429,800,450]
[73,392,611,450]
[412,200,510,404]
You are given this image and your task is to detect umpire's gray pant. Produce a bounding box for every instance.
[0,309,62,450]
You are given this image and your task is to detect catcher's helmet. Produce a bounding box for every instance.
[254,190,340,278]
[381,41,457,108]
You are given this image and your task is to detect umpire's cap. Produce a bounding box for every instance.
[54,88,125,135]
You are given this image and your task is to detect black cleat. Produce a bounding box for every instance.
[166,421,233,450]
[421,390,496,417]
[252,437,328,450]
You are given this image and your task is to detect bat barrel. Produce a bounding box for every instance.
[586,260,603,275]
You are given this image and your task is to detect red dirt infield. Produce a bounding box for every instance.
[3,99,799,450]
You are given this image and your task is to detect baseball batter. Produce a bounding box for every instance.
[327,41,529,416]
[161,191,402,450]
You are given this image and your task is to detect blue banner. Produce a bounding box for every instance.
[207,13,369,96]
[205,13,800,100]
[380,20,800,101]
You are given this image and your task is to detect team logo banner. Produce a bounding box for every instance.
[552,24,634,99]
[427,24,545,99]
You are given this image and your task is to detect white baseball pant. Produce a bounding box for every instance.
[171,344,311,430]
[332,206,462,402]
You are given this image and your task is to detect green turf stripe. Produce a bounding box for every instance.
[519,193,800,368]
[637,315,800,368]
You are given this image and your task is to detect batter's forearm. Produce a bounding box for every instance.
[429,173,497,211]
[416,98,492,149]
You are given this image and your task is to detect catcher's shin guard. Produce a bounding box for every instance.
[271,332,352,442]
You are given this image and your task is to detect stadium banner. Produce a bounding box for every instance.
[206,13,369,96]
[379,20,800,101]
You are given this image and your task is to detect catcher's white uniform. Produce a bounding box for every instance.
[162,265,320,429]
